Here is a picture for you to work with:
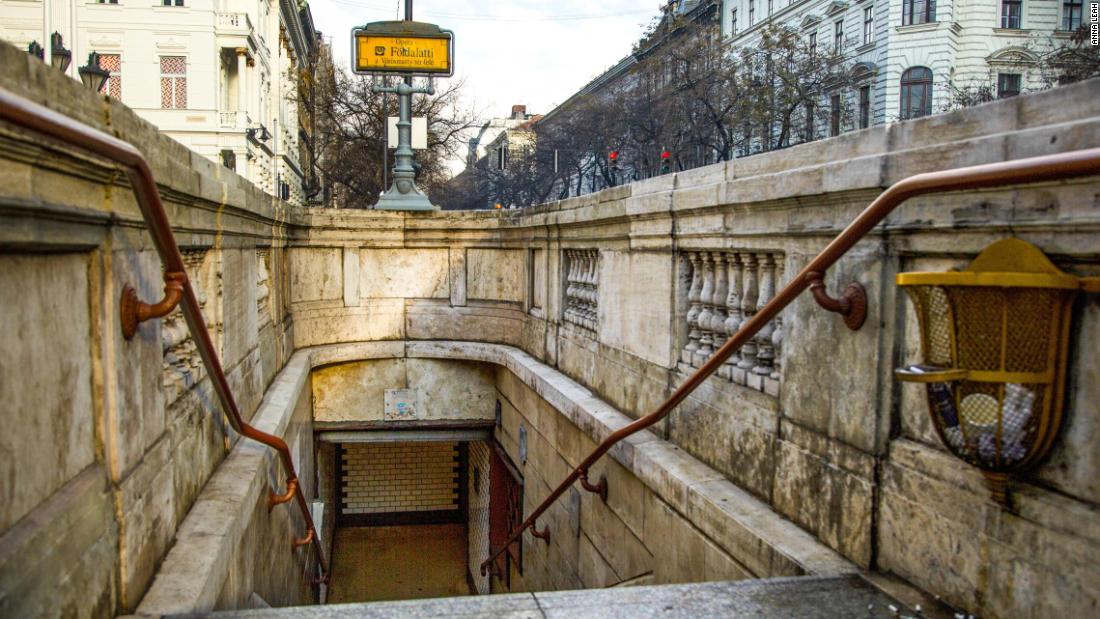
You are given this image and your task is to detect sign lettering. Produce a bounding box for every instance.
[354,33,452,75]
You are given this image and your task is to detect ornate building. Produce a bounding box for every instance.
[0,0,324,206]
[721,0,1078,126]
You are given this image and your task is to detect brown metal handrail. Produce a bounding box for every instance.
[481,146,1100,575]
[0,87,328,582]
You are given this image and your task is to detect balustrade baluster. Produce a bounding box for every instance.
[752,253,777,382]
[585,250,598,330]
[694,253,715,366]
[720,252,743,380]
[710,252,729,354]
[770,258,785,388]
[564,250,577,324]
[682,252,703,364]
[735,252,759,380]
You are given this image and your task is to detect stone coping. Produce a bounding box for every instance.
[135,353,312,617]
[179,575,913,619]
[135,340,854,616]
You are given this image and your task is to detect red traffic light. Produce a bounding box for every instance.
[609,150,619,161]
[660,150,671,160]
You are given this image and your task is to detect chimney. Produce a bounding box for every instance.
[511,104,527,119]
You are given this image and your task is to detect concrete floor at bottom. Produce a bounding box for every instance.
[328,523,472,604]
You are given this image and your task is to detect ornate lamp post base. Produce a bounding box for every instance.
[372,79,439,211]
[374,181,437,210]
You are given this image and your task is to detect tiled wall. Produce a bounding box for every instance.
[340,442,460,518]
[467,441,491,594]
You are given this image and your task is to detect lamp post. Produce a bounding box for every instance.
[79,52,110,93]
[367,0,439,210]
[50,32,71,73]
[27,41,44,60]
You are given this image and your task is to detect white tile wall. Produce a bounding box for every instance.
[340,442,460,515]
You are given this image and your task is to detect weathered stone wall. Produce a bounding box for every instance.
[0,41,312,617]
[493,366,756,590]
[311,358,497,423]
[284,79,1100,618]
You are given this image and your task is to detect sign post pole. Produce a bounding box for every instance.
[371,78,435,210]
[353,0,453,210]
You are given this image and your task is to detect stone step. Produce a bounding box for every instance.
[178,575,923,618]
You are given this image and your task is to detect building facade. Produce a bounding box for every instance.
[721,0,1078,127]
[0,0,322,206]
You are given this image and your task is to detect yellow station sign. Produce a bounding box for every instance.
[354,32,452,75]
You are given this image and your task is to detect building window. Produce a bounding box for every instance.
[749,0,755,26]
[830,94,841,136]
[1000,0,1022,28]
[159,56,187,109]
[863,7,874,44]
[1062,0,1083,30]
[809,32,817,58]
[859,85,871,128]
[900,67,933,119]
[731,8,738,33]
[497,146,507,170]
[96,0,119,4]
[99,53,121,99]
[902,0,936,26]
[162,0,185,5]
[768,0,773,17]
[997,73,1022,97]
[834,20,844,50]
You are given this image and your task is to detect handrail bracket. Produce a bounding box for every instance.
[530,522,551,545]
[121,270,186,339]
[268,478,299,512]
[805,270,867,331]
[292,528,315,549]
[579,470,608,502]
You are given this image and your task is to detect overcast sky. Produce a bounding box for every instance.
[310,1,661,120]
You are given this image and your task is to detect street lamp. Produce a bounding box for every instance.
[27,41,44,60]
[50,32,71,73]
[78,52,110,93]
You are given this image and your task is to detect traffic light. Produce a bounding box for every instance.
[660,150,671,175]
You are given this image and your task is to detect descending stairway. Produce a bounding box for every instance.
[179,575,925,618]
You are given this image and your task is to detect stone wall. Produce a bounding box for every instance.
[493,366,755,591]
[284,79,1100,618]
[0,41,311,617]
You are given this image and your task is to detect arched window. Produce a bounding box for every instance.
[900,67,933,120]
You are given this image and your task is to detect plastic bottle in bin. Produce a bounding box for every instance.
[905,364,963,448]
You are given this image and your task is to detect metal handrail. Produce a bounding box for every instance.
[481,146,1100,575]
[0,88,328,582]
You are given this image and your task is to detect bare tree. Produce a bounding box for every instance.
[306,69,477,209]
[733,23,855,153]
[1039,26,1100,86]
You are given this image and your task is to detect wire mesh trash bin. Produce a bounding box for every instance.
[895,239,1100,504]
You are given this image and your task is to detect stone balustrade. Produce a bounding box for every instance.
[563,249,598,332]
[681,250,784,397]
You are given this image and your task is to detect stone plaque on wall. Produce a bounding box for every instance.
[383,388,418,421]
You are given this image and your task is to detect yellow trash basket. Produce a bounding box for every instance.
[895,239,1100,503]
